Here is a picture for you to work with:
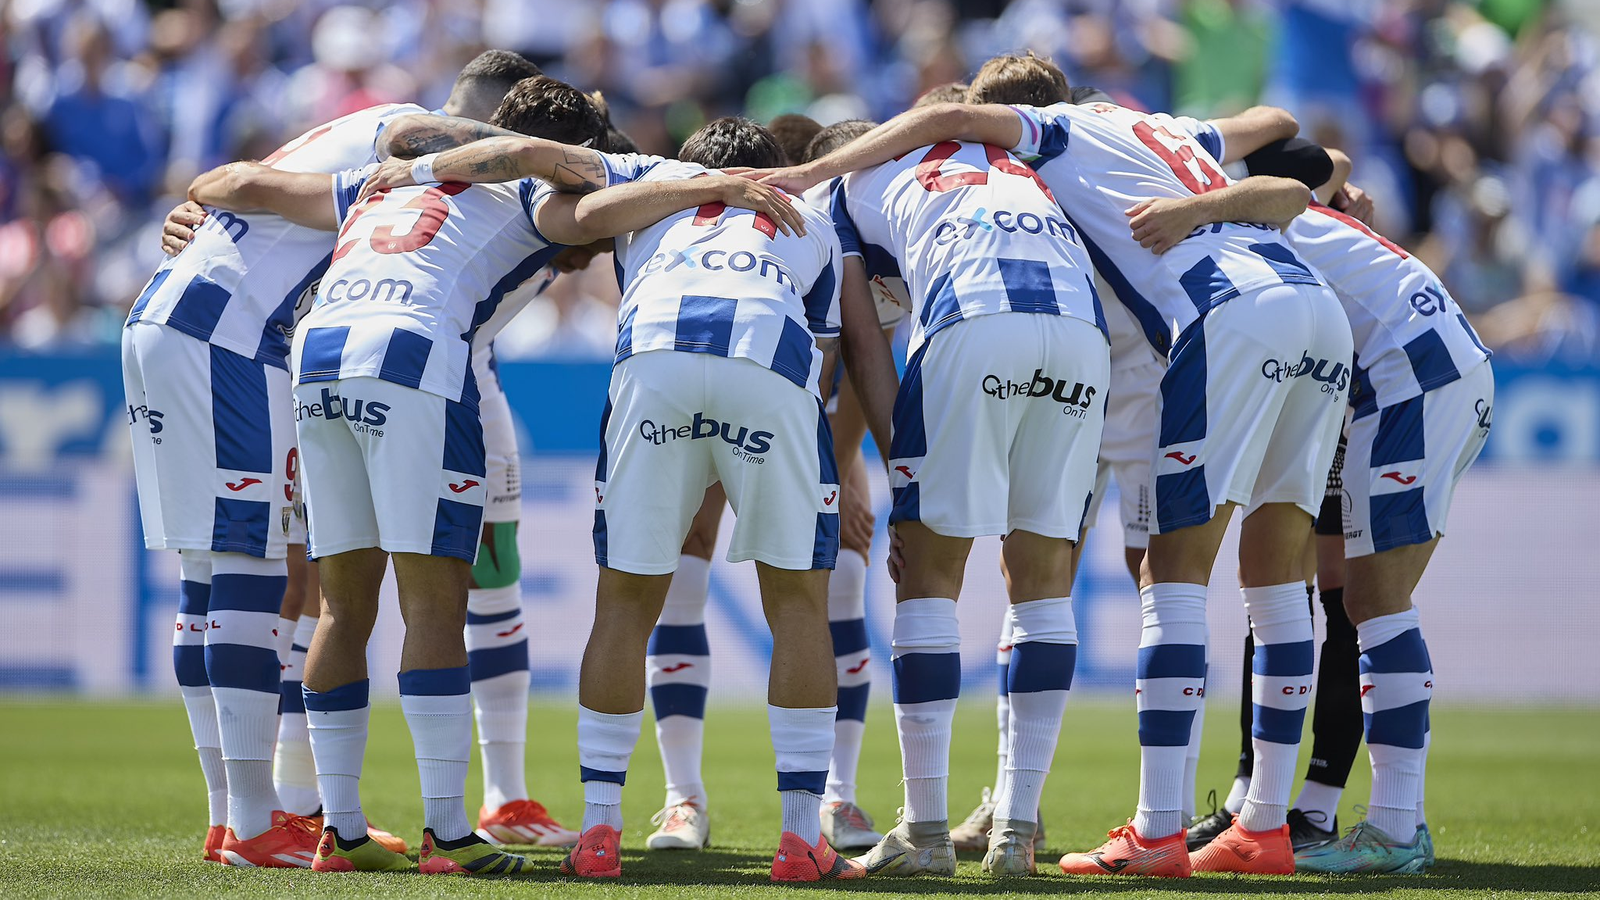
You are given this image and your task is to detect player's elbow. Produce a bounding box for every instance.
[1271,177,1313,220]
[1252,106,1300,142]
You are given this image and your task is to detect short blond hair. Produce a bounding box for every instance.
[967,52,1069,106]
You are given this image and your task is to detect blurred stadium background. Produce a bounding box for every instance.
[1,0,1599,707]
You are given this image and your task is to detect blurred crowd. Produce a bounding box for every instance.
[3,0,1599,362]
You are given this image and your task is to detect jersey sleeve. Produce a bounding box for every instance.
[333,164,378,221]
[1167,115,1225,163]
[599,152,703,186]
[828,178,862,259]
[1007,104,1071,165]
[517,178,568,247]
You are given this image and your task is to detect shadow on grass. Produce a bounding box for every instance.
[490,846,1600,892]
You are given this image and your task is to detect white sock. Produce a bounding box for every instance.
[771,705,833,843]
[1182,636,1208,821]
[183,684,229,826]
[175,559,227,829]
[207,552,289,839]
[465,583,531,811]
[399,668,473,842]
[199,746,229,827]
[1238,582,1316,833]
[996,598,1076,823]
[892,598,961,825]
[1133,584,1207,839]
[578,706,642,831]
[1416,728,1430,828]
[304,680,369,840]
[994,614,1014,801]
[825,550,869,805]
[1358,609,1432,841]
[273,615,318,815]
[1292,780,1343,828]
[1224,776,1251,814]
[651,554,711,808]
[274,615,295,664]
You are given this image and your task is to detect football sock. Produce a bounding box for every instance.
[1182,640,1208,821]
[997,597,1076,824]
[771,705,834,843]
[304,679,369,840]
[1133,583,1207,840]
[578,706,642,831]
[994,615,1013,801]
[207,551,288,840]
[1224,776,1251,815]
[1417,725,1431,828]
[399,667,473,842]
[891,597,960,826]
[1358,608,1432,840]
[464,582,531,811]
[1239,582,1316,833]
[649,554,711,809]
[1292,781,1343,829]
[273,614,319,815]
[175,551,227,827]
[274,616,295,665]
[1302,586,1362,807]
[825,549,870,805]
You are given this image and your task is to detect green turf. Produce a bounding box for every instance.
[1,698,1596,898]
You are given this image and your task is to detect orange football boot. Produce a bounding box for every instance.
[479,800,580,847]
[203,825,226,863]
[1189,821,1295,874]
[1059,824,1192,878]
[559,824,622,878]
[770,832,866,882]
[218,811,320,868]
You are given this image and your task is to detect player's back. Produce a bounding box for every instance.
[1285,205,1490,416]
[128,103,427,366]
[838,140,1101,353]
[614,166,841,396]
[1010,102,1321,356]
[295,175,563,407]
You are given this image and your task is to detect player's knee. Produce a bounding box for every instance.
[470,521,522,590]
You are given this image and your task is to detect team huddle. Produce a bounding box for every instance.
[125,47,1491,882]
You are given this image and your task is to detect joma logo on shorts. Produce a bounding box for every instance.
[296,387,390,428]
[639,412,773,456]
[1260,353,1349,394]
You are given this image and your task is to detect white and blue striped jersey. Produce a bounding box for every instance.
[126,103,428,367]
[804,178,909,328]
[293,171,566,410]
[594,153,843,397]
[832,140,1103,355]
[1282,205,1491,418]
[1007,102,1323,358]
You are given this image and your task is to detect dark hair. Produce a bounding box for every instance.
[588,90,614,124]
[455,50,542,96]
[489,76,609,148]
[678,117,784,170]
[1070,85,1116,106]
[967,52,1070,106]
[767,114,823,166]
[606,126,639,154]
[913,82,969,109]
[804,119,877,163]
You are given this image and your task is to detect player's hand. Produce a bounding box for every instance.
[839,472,876,559]
[551,243,601,273]
[161,201,207,256]
[713,176,806,236]
[355,156,417,205]
[1127,197,1201,255]
[1332,182,1375,225]
[885,525,905,584]
[756,165,822,195]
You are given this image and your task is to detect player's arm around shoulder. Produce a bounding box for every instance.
[186,161,341,230]
[1126,176,1312,255]
[532,173,808,247]
[377,114,521,161]
[357,137,615,203]
[1205,105,1300,163]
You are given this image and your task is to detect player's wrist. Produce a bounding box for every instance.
[410,154,440,186]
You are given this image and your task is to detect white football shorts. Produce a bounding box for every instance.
[1342,359,1493,558]
[473,347,522,525]
[595,351,839,575]
[293,376,485,562]
[122,321,297,559]
[1149,283,1353,534]
[888,312,1110,539]
[1084,357,1163,549]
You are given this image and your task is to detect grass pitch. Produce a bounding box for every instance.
[1,698,1596,898]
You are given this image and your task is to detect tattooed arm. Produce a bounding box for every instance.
[376,114,521,161]
[188,162,340,230]
[356,137,609,203]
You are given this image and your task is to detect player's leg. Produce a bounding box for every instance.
[174,550,229,859]
[644,483,722,850]
[1299,363,1491,873]
[714,363,863,882]
[467,366,577,847]
[821,454,882,850]
[567,351,713,878]
[1290,438,1358,850]
[274,547,320,818]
